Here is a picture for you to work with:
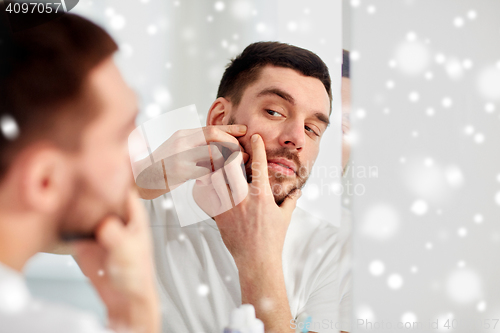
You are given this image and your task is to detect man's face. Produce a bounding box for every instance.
[59,58,138,238]
[226,65,330,205]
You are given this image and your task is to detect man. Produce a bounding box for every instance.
[139,42,349,332]
[0,13,159,333]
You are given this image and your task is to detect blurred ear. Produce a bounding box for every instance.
[20,146,72,214]
[206,97,233,126]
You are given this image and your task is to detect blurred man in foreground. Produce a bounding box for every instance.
[0,13,159,333]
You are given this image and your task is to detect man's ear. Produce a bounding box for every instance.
[206,97,233,126]
[20,146,72,214]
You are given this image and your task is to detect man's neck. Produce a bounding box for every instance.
[0,211,53,272]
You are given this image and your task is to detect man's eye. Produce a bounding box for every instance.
[266,109,282,117]
[305,125,319,136]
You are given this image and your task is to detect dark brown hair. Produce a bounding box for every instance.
[217,41,332,110]
[0,13,118,180]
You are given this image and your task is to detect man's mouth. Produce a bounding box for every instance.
[267,158,296,176]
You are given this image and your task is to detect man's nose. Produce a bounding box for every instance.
[278,120,305,150]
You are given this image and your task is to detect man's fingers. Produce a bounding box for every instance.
[250,134,270,190]
[96,216,127,249]
[211,169,233,214]
[224,151,249,206]
[280,189,302,217]
[210,144,225,171]
[204,124,247,137]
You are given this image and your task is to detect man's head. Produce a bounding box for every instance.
[0,14,137,247]
[207,42,331,205]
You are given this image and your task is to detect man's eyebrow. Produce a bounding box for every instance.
[314,112,330,127]
[256,87,295,105]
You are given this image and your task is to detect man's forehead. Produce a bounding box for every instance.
[245,65,330,116]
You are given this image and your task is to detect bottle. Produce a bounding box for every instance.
[223,304,264,333]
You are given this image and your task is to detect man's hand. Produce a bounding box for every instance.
[135,125,249,199]
[72,191,160,333]
[213,134,300,265]
[209,134,301,333]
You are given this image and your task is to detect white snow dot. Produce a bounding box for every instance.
[467,10,477,20]
[457,227,467,237]
[485,103,495,113]
[445,58,464,80]
[497,174,500,182]
[255,22,266,33]
[426,107,435,116]
[221,39,228,48]
[401,312,418,325]
[424,71,433,80]
[495,191,500,206]
[388,59,397,68]
[178,233,186,241]
[162,198,173,210]
[145,104,162,118]
[197,284,210,296]
[409,91,420,102]
[0,277,30,314]
[446,269,482,304]
[367,5,376,14]
[411,131,419,137]
[425,242,433,250]
[410,266,418,273]
[214,1,225,11]
[445,165,464,188]
[225,275,232,282]
[356,109,366,119]
[165,62,172,69]
[442,97,453,108]
[435,53,446,64]
[424,158,434,167]
[457,260,466,268]
[350,51,360,61]
[463,59,473,69]
[477,66,500,100]
[386,80,395,89]
[400,157,406,163]
[147,25,158,35]
[304,183,319,201]
[383,108,390,114]
[97,269,104,277]
[110,15,126,30]
[406,31,417,41]
[411,200,428,215]
[464,125,474,135]
[476,301,486,312]
[350,0,361,7]
[395,41,430,75]
[387,274,403,290]
[369,260,385,276]
[303,7,310,14]
[474,133,485,144]
[360,204,400,241]
[356,305,375,321]
[1,115,20,140]
[453,17,464,27]
[287,21,298,31]
[473,214,483,224]
[104,8,115,17]
[173,0,180,6]
[207,15,214,22]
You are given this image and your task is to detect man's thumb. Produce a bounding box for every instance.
[96,217,126,249]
